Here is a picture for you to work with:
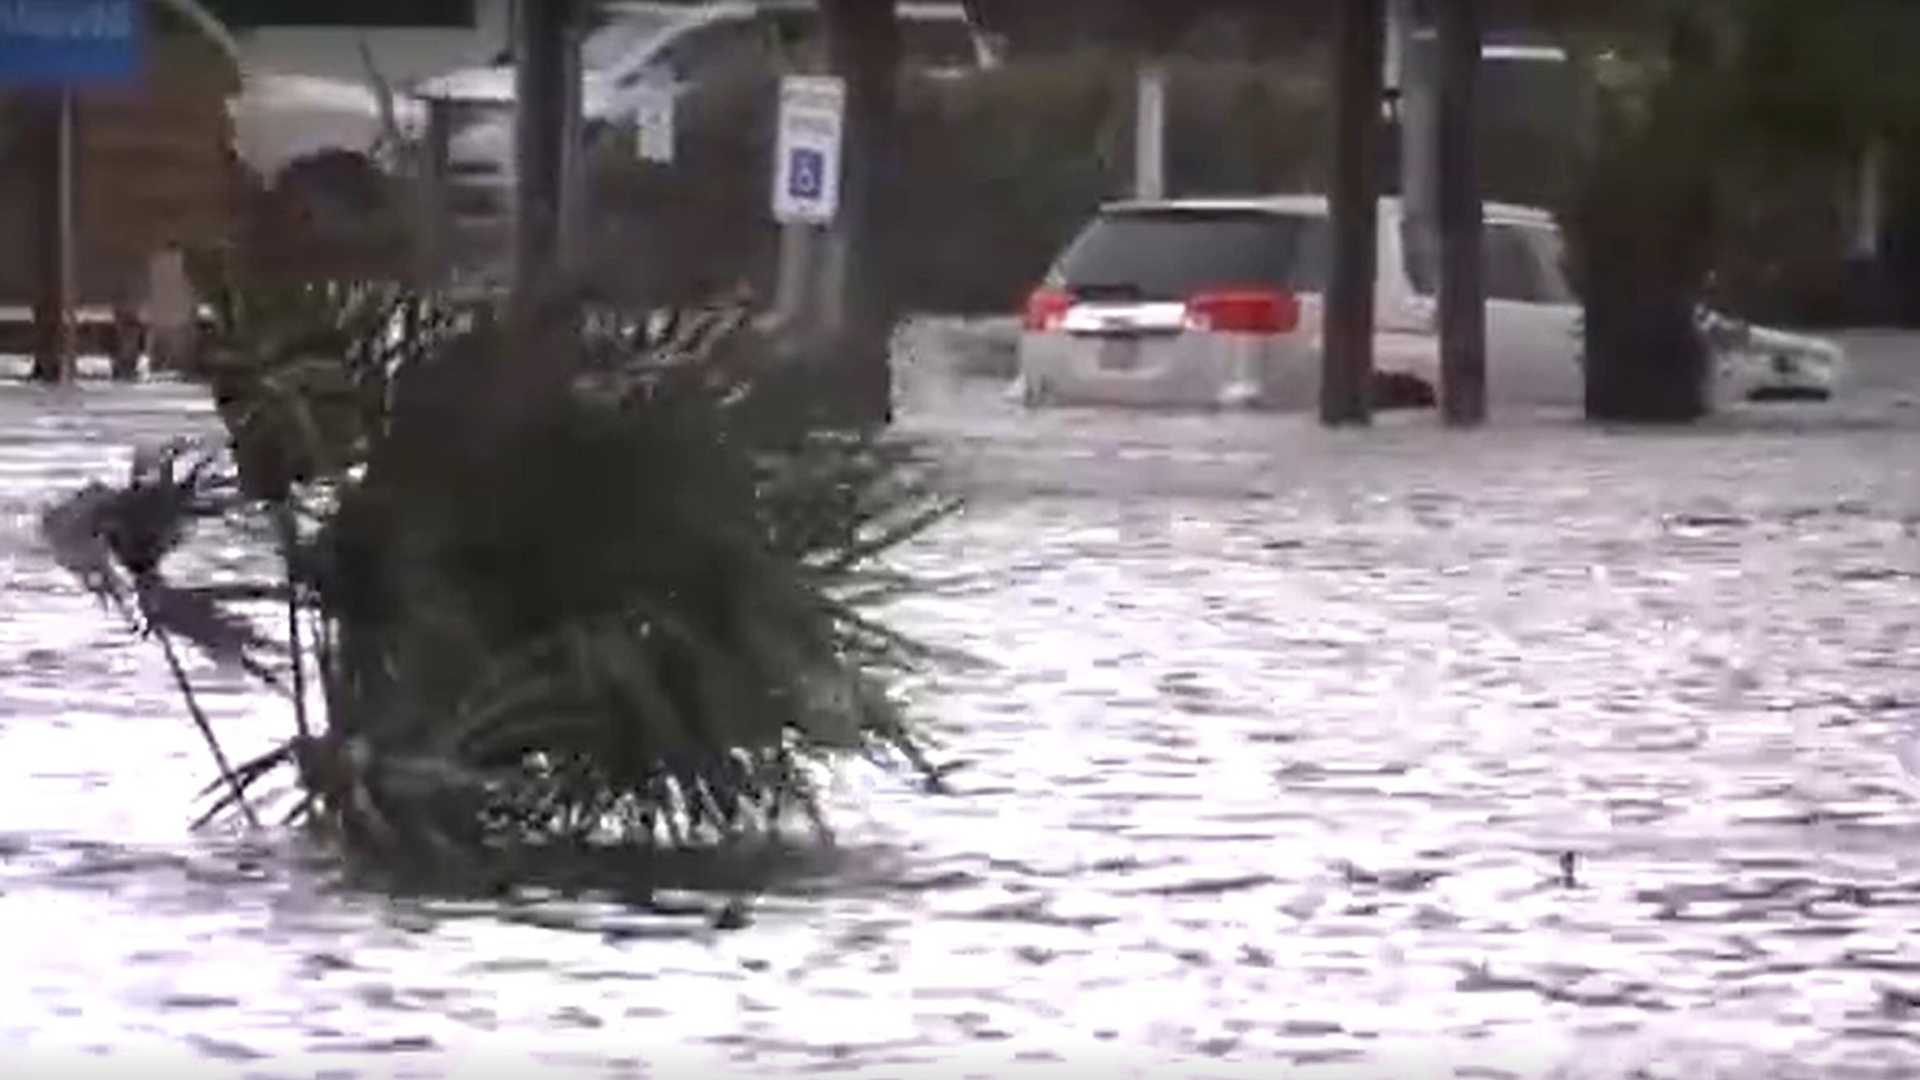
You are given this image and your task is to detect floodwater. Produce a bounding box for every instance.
[6,332,1920,1078]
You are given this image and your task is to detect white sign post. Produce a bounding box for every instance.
[772,74,845,225]
[633,85,675,164]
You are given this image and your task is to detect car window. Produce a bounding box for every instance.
[1051,210,1329,299]
[1402,220,1573,304]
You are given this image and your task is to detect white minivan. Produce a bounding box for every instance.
[1014,195,1845,412]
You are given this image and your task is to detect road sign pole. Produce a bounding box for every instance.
[28,90,73,384]
[770,75,846,336]
[773,223,816,328]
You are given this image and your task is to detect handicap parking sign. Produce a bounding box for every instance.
[788,148,825,201]
[772,76,843,224]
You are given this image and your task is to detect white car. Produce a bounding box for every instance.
[1015,195,1845,412]
[1702,311,1848,404]
[414,0,996,203]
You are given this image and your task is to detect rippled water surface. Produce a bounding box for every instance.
[8,336,1920,1078]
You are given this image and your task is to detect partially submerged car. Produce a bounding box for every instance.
[1014,195,1845,412]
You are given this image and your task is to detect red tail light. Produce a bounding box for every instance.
[1023,287,1073,332]
[1185,289,1300,335]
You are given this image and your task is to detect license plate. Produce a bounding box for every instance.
[1098,338,1140,370]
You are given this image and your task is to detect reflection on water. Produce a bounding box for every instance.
[6,339,1920,1077]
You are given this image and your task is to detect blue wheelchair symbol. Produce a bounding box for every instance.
[788,148,825,200]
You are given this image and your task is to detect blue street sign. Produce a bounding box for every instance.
[788,148,825,201]
[0,0,142,86]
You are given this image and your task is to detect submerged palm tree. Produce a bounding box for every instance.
[43,283,959,866]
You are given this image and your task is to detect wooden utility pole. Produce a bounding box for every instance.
[1323,0,1385,426]
[415,97,453,291]
[822,0,903,423]
[1436,0,1485,424]
[511,0,574,306]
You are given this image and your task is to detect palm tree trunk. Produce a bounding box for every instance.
[1578,11,1714,423]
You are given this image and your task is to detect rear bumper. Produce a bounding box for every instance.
[1017,331,1316,410]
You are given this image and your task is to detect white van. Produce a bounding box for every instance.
[1015,195,1844,412]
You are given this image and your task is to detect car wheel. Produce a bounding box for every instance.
[1020,377,1049,409]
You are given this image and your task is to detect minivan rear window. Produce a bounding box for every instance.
[1051,209,1329,299]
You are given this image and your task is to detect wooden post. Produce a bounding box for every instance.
[558,14,586,278]
[823,0,903,423]
[1323,0,1385,426]
[511,0,572,306]
[416,97,452,291]
[1436,0,1485,425]
[30,91,76,384]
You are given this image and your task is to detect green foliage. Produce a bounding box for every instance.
[1536,0,1920,326]
[1733,0,1920,152]
[44,287,959,866]
[194,282,441,499]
